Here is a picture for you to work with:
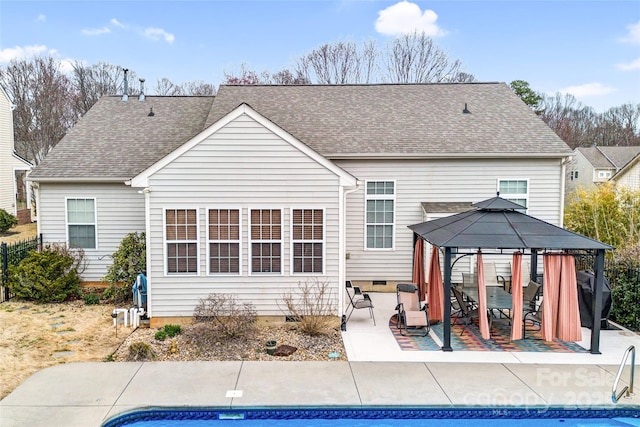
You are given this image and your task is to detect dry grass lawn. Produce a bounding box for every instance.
[0,301,125,400]
[0,223,38,245]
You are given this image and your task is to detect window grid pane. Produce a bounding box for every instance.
[365,182,394,249]
[250,209,282,273]
[499,180,528,212]
[208,209,240,274]
[166,209,198,274]
[292,209,324,274]
[67,198,96,249]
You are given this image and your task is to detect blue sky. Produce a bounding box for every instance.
[1,0,639,113]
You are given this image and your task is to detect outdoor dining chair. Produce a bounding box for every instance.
[345,281,376,326]
[451,287,479,335]
[523,295,543,339]
[395,284,430,336]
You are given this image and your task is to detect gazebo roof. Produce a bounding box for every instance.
[408,197,613,251]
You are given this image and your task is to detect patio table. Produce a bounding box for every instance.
[462,286,513,335]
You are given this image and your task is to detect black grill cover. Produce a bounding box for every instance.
[576,270,612,329]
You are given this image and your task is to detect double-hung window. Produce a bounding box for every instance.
[365,181,395,249]
[291,209,324,274]
[208,208,240,274]
[165,208,198,274]
[66,198,96,249]
[250,209,282,274]
[498,179,528,213]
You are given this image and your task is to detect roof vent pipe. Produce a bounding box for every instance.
[148,107,154,117]
[139,78,145,101]
[122,68,129,101]
[462,103,471,114]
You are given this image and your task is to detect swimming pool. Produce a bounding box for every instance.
[103,407,640,427]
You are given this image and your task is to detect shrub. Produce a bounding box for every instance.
[154,324,182,341]
[609,245,640,331]
[83,292,100,305]
[192,293,256,339]
[163,324,182,338]
[7,243,84,303]
[127,341,156,361]
[102,232,145,304]
[280,279,337,336]
[0,209,18,233]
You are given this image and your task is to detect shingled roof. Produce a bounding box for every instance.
[208,83,570,158]
[576,146,640,170]
[30,83,571,181]
[29,96,215,180]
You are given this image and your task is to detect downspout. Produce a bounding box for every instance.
[142,187,152,318]
[340,181,361,320]
[560,156,568,227]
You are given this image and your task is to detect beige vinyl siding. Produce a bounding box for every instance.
[336,158,564,282]
[37,183,145,281]
[144,114,342,318]
[616,162,639,189]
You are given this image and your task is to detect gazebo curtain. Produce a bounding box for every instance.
[427,245,444,321]
[542,253,582,342]
[413,239,427,301]
[510,252,523,340]
[476,251,491,339]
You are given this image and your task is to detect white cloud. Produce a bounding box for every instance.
[144,27,175,43]
[82,26,111,36]
[110,18,125,28]
[375,1,445,37]
[617,57,640,71]
[0,45,50,63]
[559,82,616,98]
[619,20,640,45]
[36,14,46,22]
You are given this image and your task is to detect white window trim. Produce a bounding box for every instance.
[597,170,612,179]
[65,197,98,250]
[364,180,396,251]
[206,207,242,276]
[289,207,326,276]
[497,178,529,213]
[163,207,200,276]
[248,207,284,276]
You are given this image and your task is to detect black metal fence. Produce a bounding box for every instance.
[1,234,42,302]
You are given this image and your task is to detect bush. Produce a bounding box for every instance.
[127,341,156,361]
[103,231,146,286]
[7,243,83,303]
[83,292,100,305]
[609,245,640,331]
[154,324,182,341]
[280,279,337,336]
[0,209,18,233]
[192,293,256,339]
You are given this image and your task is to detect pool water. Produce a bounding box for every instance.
[103,408,640,427]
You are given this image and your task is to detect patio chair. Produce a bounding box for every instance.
[522,281,541,310]
[451,287,479,335]
[345,281,376,326]
[523,295,543,339]
[395,284,429,336]
[483,262,507,288]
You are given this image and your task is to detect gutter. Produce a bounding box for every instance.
[26,176,132,183]
[325,152,573,160]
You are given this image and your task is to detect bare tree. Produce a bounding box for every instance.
[598,103,640,146]
[1,56,75,163]
[382,32,469,83]
[295,40,377,84]
[71,61,134,116]
[154,77,183,95]
[181,80,215,95]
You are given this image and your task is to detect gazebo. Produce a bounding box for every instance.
[409,196,613,354]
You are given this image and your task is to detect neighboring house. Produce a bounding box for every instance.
[28,83,571,325]
[612,152,640,190]
[566,146,640,193]
[0,85,31,221]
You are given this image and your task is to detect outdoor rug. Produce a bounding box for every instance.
[389,315,588,353]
